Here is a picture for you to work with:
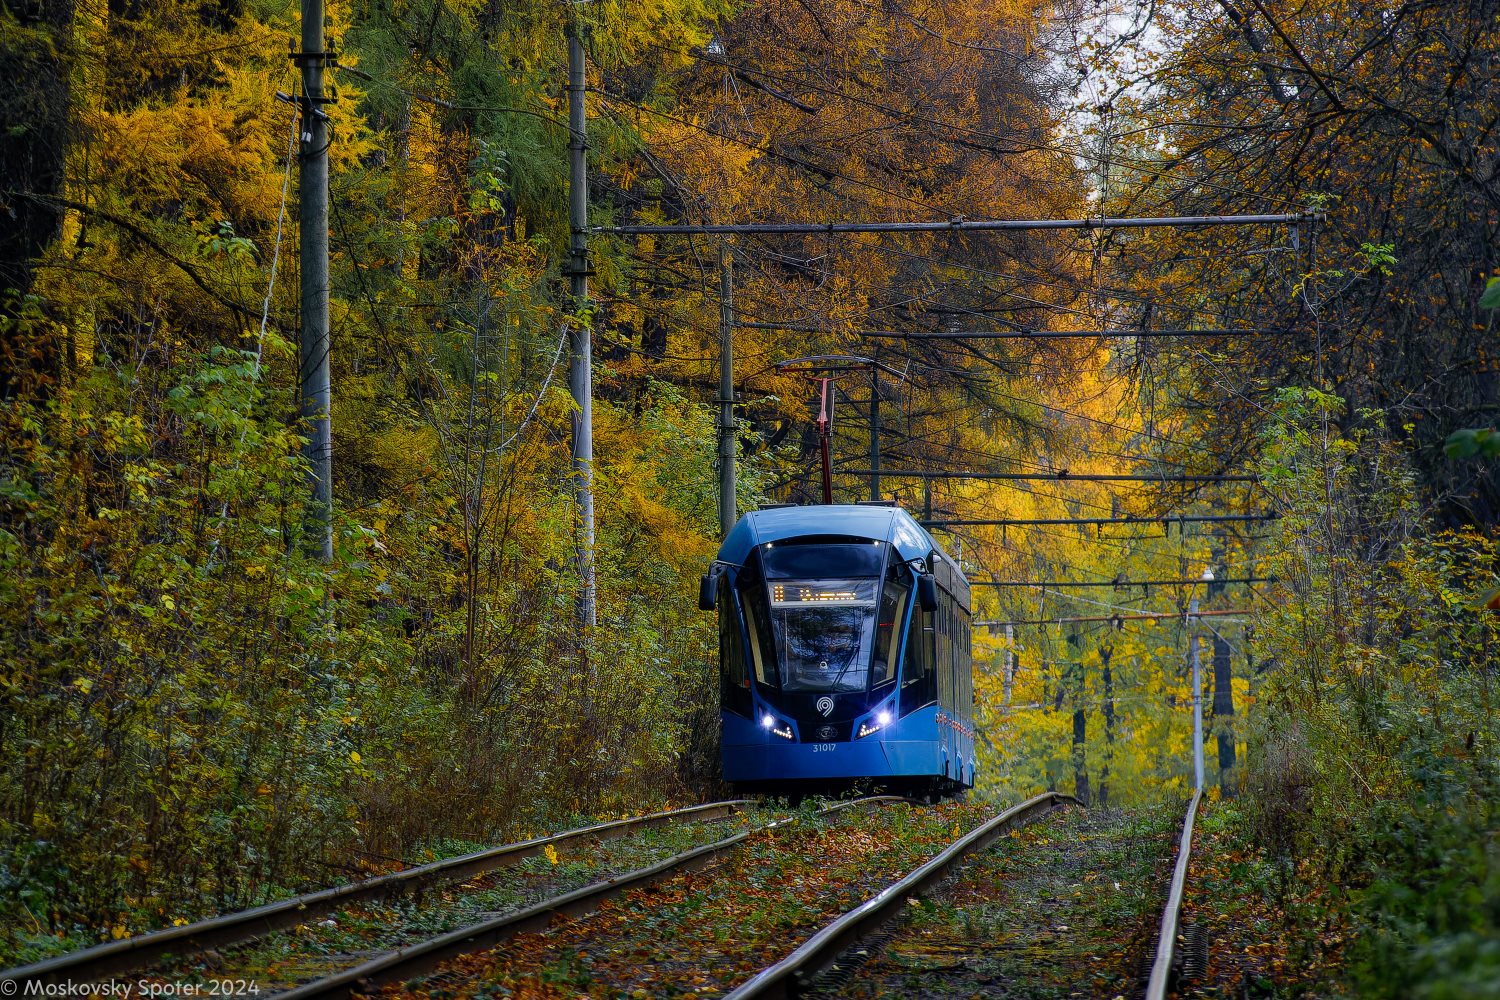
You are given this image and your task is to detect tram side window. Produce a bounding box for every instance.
[718,580,752,717]
[900,607,936,713]
[958,622,972,718]
[936,596,951,712]
[872,575,909,687]
[740,580,778,688]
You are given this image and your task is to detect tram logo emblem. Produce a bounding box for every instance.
[816,696,835,717]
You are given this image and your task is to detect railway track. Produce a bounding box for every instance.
[1144,789,1205,1000]
[6,792,1208,999]
[1,800,752,989]
[801,791,1204,1000]
[375,792,1074,998]
[726,791,1076,999]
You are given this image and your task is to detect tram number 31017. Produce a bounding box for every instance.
[811,743,837,753]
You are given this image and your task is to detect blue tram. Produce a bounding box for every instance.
[699,502,974,797]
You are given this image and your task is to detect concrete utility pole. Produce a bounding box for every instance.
[566,22,597,628]
[1189,567,1213,791]
[297,0,332,562]
[1002,623,1015,705]
[717,244,735,537]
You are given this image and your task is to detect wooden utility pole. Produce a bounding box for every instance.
[297,0,332,561]
[567,22,596,628]
[717,244,736,537]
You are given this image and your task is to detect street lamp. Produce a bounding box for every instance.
[1189,567,1214,791]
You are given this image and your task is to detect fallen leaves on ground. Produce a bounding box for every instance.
[391,799,993,999]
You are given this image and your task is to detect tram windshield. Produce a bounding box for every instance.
[768,578,879,692]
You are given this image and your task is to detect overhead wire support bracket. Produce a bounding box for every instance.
[971,577,1275,588]
[924,514,1278,528]
[976,609,1252,627]
[594,212,1322,236]
[837,469,1259,483]
[855,328,1295,340]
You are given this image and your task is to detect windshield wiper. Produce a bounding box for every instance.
[828,644,862,691]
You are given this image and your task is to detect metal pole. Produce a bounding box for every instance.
[868,369,880,502]
[567,24,596,628]
[1003,623,1014,706]
[717,244,735,536]
[598,212,1320,236]
[1190,594,1204,791]
[297,0,332,562]
[816,377,833,505]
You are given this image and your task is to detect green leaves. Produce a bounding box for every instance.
[1480,276,1500,311]
[1443,428,1500,460]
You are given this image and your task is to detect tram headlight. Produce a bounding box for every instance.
[858,705,896,739]
[761,712,794,740]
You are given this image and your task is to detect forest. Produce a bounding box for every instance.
[1,0,1497,992]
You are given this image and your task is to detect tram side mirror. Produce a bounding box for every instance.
[699,574,716,612]
[917,573,938,613]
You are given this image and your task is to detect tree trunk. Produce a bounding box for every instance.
[1072,705,1089,806]
[1212,631,1236,791]
[1100,646,1114,808]
[0,0,73,400]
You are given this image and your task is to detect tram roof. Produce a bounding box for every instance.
[717,503,937,565]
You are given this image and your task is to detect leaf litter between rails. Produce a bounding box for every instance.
[827,802,1182,1000]
[382,800,996,999]
[139,814,773,992]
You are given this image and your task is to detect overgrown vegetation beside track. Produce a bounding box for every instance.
[0,376,731,964]
[1231,392,1500,996]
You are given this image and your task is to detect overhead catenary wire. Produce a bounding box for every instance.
[593,46,1293,536]
[655,38,1310,213]
[601,92,1296,348]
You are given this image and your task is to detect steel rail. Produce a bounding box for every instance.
[2,800,749,987]
[263,796,908,1000]
[724,791,1078,999]
[1145,789,1205,1000]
